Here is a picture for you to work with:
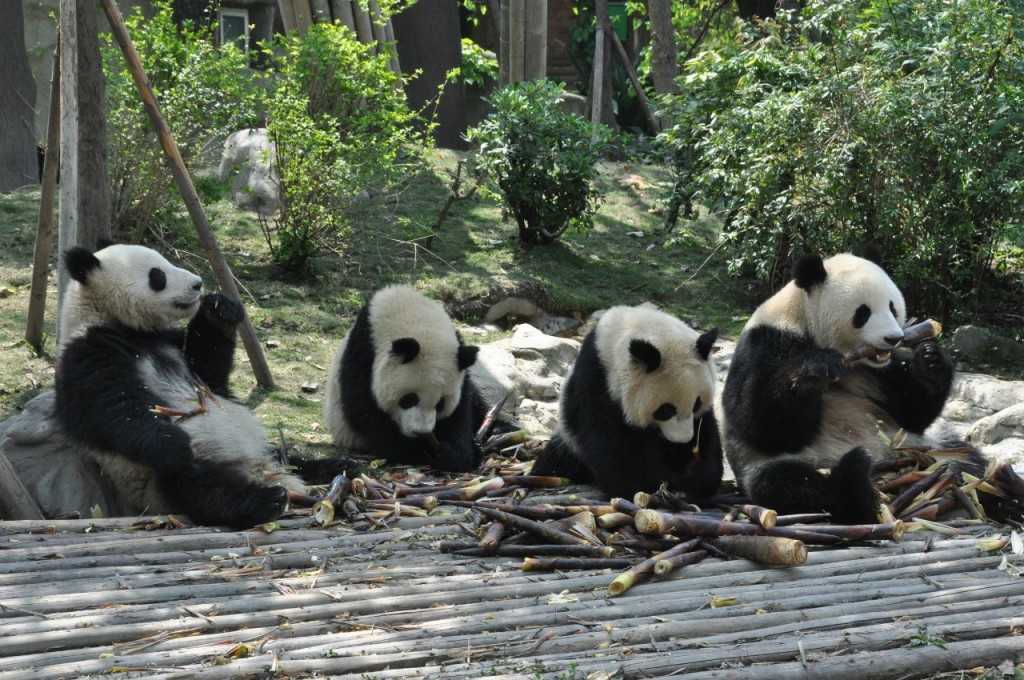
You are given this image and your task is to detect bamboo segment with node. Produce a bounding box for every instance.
[608,538,703,597]
[708,535,808,567]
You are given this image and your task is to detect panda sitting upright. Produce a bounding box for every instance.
[323,285,491,472]
[56,244,305,529]
[719,253,956,524]
[532,304,723,500]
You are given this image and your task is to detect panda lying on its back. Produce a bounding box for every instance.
[56,244,305,529]
[532,304,723,500]
[719,253,957,524]
[324,286,490,472]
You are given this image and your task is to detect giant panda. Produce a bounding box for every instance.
[719,253,958,524]
[56,243,308,529]
[323,285,490,472]
[531,304,723,500]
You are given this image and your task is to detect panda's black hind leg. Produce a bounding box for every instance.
[288,456,361,485]
[159,463,289,529]
[531,435,593,484]
[748,448,878,524]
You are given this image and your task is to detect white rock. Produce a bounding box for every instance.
[967,403,1024,446]
[218,128,280,216]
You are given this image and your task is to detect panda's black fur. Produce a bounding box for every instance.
[719,253,960,524]
[533,306,723,500]
[337,303,488,471]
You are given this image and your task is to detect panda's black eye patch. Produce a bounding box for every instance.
[653,403,677,421]
[852,304,871,329]
[889,300,897,317]
[692,397,703,413]
[399,393,419,409]
[436,398,446,412]
[148,267,167,292]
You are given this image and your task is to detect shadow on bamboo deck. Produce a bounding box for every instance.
[0,504,1022,679]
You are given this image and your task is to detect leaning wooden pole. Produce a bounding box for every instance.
[99,0,275,389]
[26,41,62,353]
[605,24,659,134]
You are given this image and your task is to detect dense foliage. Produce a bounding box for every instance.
[460,38,498,88]
[102,0,262,241]
[467,79,606,245]
[661,0,1024,320]
[263,23,425,274]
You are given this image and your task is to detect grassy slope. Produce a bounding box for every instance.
[0,150,757,458]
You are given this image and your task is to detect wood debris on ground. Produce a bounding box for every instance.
[1,430,1023,678]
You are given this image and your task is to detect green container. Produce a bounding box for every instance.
[608,2,629,42]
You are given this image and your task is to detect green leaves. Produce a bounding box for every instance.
[466,80,607,245]
[660,0,1024,317]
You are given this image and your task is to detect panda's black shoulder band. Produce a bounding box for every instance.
[793,255,827,290]
[696,328,718,361]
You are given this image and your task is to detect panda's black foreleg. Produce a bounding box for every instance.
[748,448,878,524]
[676,413,725,500]
[871,340,954,433]
[183,293,245,396]
[157,460,288,529]
[531,435,593,484]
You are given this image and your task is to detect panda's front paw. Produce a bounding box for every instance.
[229,485,289,528]
[911,340,953,390]
[199,293,245,328]
[795,350,848,390]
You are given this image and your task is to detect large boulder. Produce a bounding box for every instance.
[469,324,580,435]
[0,391,123,519]
[218,128,280,216]
[951,325,1024,366]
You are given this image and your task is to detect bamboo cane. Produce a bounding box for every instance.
[98,0,275,388]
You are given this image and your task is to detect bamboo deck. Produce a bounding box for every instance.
[1,505,1023,679]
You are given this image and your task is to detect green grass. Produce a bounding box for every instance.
[0,150,757,458]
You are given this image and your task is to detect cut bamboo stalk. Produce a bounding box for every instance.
[522,557,633,572]
[464,505,592,546]
[707,536,807,567]
[452,544,615,558]
[653,549,709,576]
[474,392,510,444]
[99,0,274,388]
[611,497,641,515]
[738,504,777,529]
[608,538,701,597]
[889,465,947,515]
[773,513,831,526]
[478,521,505,553]
[596,512,634,530]
[500,475,569,489]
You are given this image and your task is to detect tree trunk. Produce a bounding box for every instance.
[391,0,466,149]
[57,0,111,342]
[648,0,678,94]
[590,0,614,128]
[0,1,39,192]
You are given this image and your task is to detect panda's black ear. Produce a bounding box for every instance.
[794,254,827,290]
[629,339,661,373]
[65,247,101,284]
[696,328,718,361]
[96,238,115,251]
[391,337,420,364]
[457,344,479,371]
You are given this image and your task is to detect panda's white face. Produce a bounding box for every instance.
[368,286,478,439]
[63,244,204,334]
[803,254,907,366]
[595,305,718,445]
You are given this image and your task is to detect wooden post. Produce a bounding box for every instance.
[352,1,374,45]
[523,0,547,80]
[330,0,356,30]
[590,0,614,130]
[26,42,61,354]
[648,0,678,95]
[607,24,659,133]
[310,0,332,23]
[508,0,525,82]
[99,0,276,389]
[499,0,510,84]
[292,0,314,32]
[382,19,401,74]
[57,0,111,343]
[277,0,298,32]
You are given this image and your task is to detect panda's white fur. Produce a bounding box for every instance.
[324,285,466,446]
[718,253,955,523]
[593,305,717,445]
[55,244,302,527]
[58,244,203,350]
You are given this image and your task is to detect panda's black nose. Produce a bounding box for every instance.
[883,333,904,347]
[192,281,203,291]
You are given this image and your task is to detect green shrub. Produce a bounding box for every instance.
[102,0,263,241]
[466,79,607,245]
[261,23,426,275]
[661,0,1024,320]
[460,38,498,88]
